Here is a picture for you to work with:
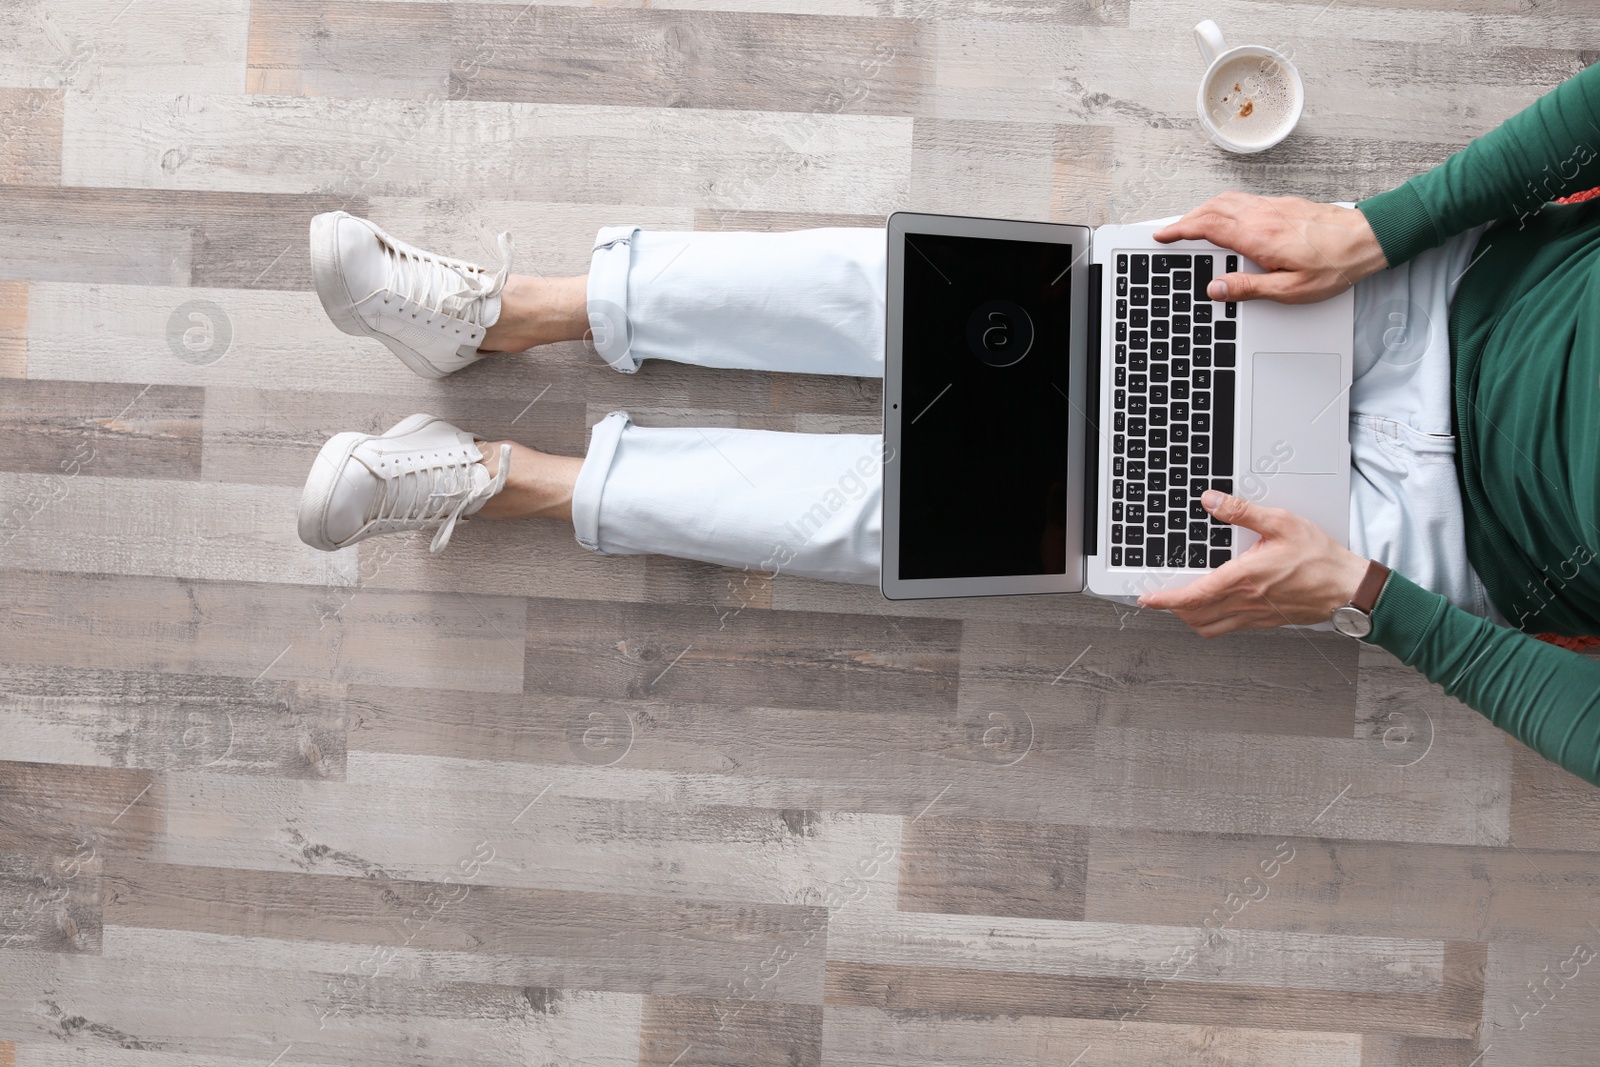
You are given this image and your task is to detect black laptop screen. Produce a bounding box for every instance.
[897,232,1074,580]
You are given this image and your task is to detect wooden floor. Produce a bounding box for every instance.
[4,1,1600,1064]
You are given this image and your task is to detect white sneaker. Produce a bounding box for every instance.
[297,414,511,554]
[310,211,513,379]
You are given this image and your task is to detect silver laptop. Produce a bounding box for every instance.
[881,211,1354,601]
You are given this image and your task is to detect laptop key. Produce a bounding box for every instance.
[1169,423,1189,443]
[1171,379,1190,400]
[1155,253,1190,271]
[1117,299,1129,319]
[1226,255,1238,272]
[1117,253,1128,273]
[1151,275,1171,296]
[1149,427,1168,449]
[1130,331,1148,350]
[1171,358,1190,379]
[1127,483,1146,501]
[1189,498,1208,519]
[1173,270,1192,292]
[1190,433,1209,454]
[1190,455,1209,475]
[1192,412,1210,432]
[1167,488,1185,511]
[1146,535,1165,559]
[1210,526,1233,547]
[1129,395,1147,415]
[1125,547,1141,567]
[1128,350,1148,371]
[1130,286,1149,306]
[1115,366,1126,387]
[1212,369,1236,476]
[1116,321,1127,342]
[1150,406,1167,427]
[1171,315,1190,336]
[1165,535,1184,567]
[1225,301,1237,318]
[1151,319,1169,340]
[1127,461,1146,481]
[1116,343,1127,363]
[1148,470,1167,492]
[1146,516,1164,537]
[1213,478,1232,494]
[1132,254,1149,284]
[1130,308,1148,328]
[1129,373,1147,392]
[1170,442,1188,464]
[1115,275,1128,297]
[1170,466,1188,487]
[1148,449,1166,468]
[1194,303,1212,323]
[1111,523,1122,544]
[1194,254,1213,299]
[1126,503,1144,523]
[1210,549,1232,568]
[1151,363,1169,384]
[1167,511,1186,532]
[1128,417,1147,435]
[1112,546,1123,566]
[1127,438,1146,458]
[1194,369,1212,390]
[1214,320,1237,341]
[1151,384,1169,405]
[1112,501,1124,521]
[1172,336,1190,356]
[1151,341,1169,361]
[1189,521,1208,542]
[1192,390,1209,410]
[1193,325,1212,346]
[1214,342,1236,367]
[1192,346,1210,368]
[1113,456,1124,477]
[1113,478,1124,499]
[1152,298,1170,318]
[1114,429,1125,449]
[1173,292,1192,313]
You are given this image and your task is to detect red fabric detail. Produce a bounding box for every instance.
[1536,633,1600,651]
[1555,186,1600,204]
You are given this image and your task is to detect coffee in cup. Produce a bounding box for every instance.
[1193,20,1304,154]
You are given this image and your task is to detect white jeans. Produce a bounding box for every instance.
[573,223,1501,618]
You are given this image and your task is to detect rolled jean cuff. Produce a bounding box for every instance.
[588,226,642,374]
[572,410,632,552]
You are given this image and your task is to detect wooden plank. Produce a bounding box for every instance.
[104,858,830,1002]
[451,6,927,117]
[247,0,452,99]
[1510,741,1600,852]
[0,0,249,94]
[1083,827,1600,942]
[911,118,1058,220]
[825,944,1484,1039]
[0,474,354,587]
[0,281,25,378]
[825,907,1445,995]
[150,762,904,908]
[1090,721,1512,846]
[897,816,1086,921]
[0,379,202,479]
[0,664,345,779]
[61,94,912,213]
[0,89,62,185]
[0,951,642,1065]
[0,185,370,289]
[639,996,821,1067]
[820,1002,1364,1066]
[958,616,1359,737]
[522,595,960,712]
[0,571,526,693]
[694,208,888,231]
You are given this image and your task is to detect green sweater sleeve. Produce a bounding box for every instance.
[1358,63,1600,266]
[1369,573,1600,786]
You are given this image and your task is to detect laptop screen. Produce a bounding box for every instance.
[896,232,1076,580]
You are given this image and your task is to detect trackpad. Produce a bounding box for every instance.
[1250,351,1343,474]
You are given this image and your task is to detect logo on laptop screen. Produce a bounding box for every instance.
[966,299,1034,368]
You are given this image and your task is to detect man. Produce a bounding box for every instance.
[297,66,1600,784]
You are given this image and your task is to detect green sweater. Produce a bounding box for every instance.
[1357,64,1600,786]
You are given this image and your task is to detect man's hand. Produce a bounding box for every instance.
[1154,192,1389,305]
[1138,490,1371,637]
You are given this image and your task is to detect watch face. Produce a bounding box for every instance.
[1331,605,1372,638]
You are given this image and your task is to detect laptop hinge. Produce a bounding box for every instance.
[1083,261,1102,558]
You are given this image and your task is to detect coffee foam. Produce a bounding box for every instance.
[1206,54,1295,146]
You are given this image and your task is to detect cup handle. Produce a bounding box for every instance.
[1194,19,1227,66]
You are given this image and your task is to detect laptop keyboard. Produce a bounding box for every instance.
[1108,252,1239,570]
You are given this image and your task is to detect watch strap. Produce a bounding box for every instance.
[1350,559,1392,615]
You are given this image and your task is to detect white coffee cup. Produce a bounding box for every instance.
[1193,19,1304,154]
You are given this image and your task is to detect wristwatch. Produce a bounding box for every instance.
[1331,559,1392,638]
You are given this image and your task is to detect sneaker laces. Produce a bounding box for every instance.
[377,232,513,326]
[369,443,511,553]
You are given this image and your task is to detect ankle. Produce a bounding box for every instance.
[481,275,590,352]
